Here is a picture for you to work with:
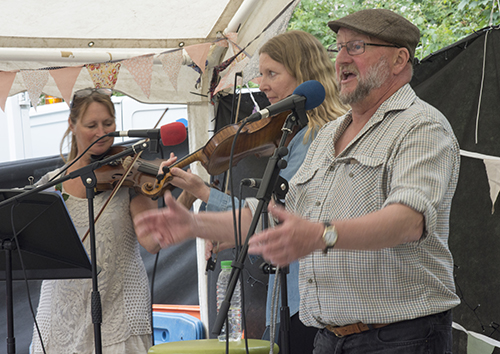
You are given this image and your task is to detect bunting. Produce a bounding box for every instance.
[86,62,121,89]
[453,322,499,354]
[0,71,16,112]
[122,55,154,98]
[225,32,241,56]
[484,159,500,214]
[184,43,211,73]
[49,66,83,106]
[213,53,249,95]
[159,50,183,91]
[0,40,224,112]
[461,149,500,213]
[20,69,50,111]
[0,1,303,112]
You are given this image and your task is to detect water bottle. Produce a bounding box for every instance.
[216,260,242,341]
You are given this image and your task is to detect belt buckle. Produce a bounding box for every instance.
[326,324,345,338]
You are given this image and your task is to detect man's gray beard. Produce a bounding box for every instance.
[339,57,390,105]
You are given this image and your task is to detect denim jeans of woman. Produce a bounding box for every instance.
[313,310,453,354]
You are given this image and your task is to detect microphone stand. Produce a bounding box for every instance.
[0,140,150,354]
[212,109,306,354]
[260,177,291,354]
[261,262,290,354]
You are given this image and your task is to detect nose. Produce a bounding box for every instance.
[95,124,107,137]
[335,46,352,66]
[259,76,270,93]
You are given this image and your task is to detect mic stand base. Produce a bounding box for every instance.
[2,240,16,354]
[261,263,291,353]
[84,184,102,354]
[279,266,290,354]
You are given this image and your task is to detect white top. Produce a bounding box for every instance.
[31,168,151,353]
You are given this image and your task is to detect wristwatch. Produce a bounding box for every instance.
[322,222,338,254]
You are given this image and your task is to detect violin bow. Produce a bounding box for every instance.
[223,88,243,195]
[81,107,169,243]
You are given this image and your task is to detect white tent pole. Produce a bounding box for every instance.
[224,0,261,34]
[0,48,187,64]
[193,0,262,335]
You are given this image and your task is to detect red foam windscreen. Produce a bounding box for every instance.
[160,121,187,146]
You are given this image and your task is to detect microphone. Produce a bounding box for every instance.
[246,80,326,122]
[109,121,187,146]
[241,178,261,188]
[241,176,289,200]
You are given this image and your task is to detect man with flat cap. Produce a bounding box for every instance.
[134,8,460,353]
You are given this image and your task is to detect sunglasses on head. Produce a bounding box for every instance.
[73,87,113,97]
[70,88,113,108]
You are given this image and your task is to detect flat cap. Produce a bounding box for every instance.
[328,9,420,61]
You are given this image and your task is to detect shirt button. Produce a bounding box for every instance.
[348,172,354,177]
[308,278,313,284]
[315,201,321,206]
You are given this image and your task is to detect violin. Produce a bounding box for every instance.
[93,110,291,199]
[93,145,167,196]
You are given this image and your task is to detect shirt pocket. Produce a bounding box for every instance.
[293,165,318,186]
[344,155,386,212]
[288,166,319,214]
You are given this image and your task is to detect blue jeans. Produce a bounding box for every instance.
[313,310,453,354]
[262,313,318,354]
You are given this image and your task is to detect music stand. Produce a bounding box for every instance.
[0,189,92,354]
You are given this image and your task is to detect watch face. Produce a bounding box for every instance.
[324,227,338,247]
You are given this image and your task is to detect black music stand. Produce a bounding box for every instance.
[0,189,92,354]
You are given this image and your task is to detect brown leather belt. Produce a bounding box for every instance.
[325,322,390,337]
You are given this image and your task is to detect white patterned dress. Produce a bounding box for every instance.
[31,168,152,354]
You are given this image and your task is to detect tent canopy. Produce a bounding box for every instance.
[1,1,238,48]
[0,0,298,104]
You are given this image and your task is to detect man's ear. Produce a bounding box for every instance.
[393,48,410,74]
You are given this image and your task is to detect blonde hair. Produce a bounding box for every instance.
[259,30,349,141]
[60,91,115,162]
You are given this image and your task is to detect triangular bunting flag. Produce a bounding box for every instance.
[184,43,211,73]
[0,71,17,112]
[49,66,83,106]
[467,334,495,354]
[214,54,249,95]
[225,32,240,55]
[215,38,229,48]
[484,158,500,214]
[20,69,50,111]
[159,50,183,91]
[453,321,500,353]
[86,62,121,89]
[123,55,154,98]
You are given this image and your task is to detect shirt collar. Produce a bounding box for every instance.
[370,83,417,124]
[331,84,417,158]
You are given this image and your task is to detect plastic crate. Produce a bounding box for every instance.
[152,312,204,345]
[152,304,201,320]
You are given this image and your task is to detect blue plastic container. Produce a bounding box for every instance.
[152,312,205,345]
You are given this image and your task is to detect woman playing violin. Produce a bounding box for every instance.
[31,89,159,354]
[144,30,349,353]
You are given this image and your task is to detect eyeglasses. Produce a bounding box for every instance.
[70,88,113,108]
[73,88,113,98]
[327,40,400,56]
